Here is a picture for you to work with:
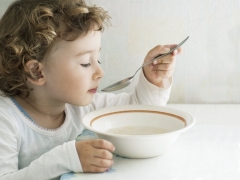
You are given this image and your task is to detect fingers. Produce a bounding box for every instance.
[146,45,170,60]
[92,157,114,168]
[153,55,175,64]
[83,156,114,173]
[85,164,112,173]
[150,62,175,78]
[151,69,174,78]
[169,44,183,55]
[145,44,181,65]
[94,148,113,159]
[151,62,175,71]
[84,166,108,173]
[150,54,176,79]
[91,139,115,152]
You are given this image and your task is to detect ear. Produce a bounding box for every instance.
[24,60,46,86]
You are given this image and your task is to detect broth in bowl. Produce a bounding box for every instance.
[106,126,168,135]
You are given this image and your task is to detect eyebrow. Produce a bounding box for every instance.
[75,47,101,57]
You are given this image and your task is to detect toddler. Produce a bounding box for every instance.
[0,0,182,179]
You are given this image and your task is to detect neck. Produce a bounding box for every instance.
[13,96,66,129]
[19,96,65,119]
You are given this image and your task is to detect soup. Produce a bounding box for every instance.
[106,126,168,135]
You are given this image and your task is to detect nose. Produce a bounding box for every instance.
[93,62,104,80]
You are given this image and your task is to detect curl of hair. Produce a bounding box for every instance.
[0,0,110,97]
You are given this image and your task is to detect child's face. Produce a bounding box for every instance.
[41,30,103,106]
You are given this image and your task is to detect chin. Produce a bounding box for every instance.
[76,98,93,106]
[69,95,94,106]
[80,102,92,106]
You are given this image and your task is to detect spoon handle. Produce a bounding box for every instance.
[142,36,189,67]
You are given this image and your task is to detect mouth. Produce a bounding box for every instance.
[88,88,98,93]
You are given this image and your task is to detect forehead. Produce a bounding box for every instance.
[55,30,101,52]
[43,30,101,61]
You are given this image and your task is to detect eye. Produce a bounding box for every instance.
[81,63,91,67]
[98,60,101,64]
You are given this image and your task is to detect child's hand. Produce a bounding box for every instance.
[75,139,115,173]
[143,44,182,87]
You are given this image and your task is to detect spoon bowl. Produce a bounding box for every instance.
[101,36,189,92]
[102,77,133,92]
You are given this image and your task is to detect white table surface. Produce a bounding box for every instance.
[60,104,240,180]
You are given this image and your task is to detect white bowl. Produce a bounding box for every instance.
[82,105,195,158]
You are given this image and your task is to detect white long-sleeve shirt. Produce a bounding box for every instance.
[0,72,172,180]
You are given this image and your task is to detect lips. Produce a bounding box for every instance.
[88,88,97,93]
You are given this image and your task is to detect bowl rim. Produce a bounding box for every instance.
[81,105,196,138]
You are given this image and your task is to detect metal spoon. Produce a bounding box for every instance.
[101,36,189,92]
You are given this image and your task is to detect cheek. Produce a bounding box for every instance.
[46,62,90,88]
[63,70,89,90]
[54,63,78,79]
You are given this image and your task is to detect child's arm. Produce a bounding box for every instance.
[0,113,81,180]
[89,44,182,110]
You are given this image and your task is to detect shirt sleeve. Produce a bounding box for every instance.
[89,70,172,110]
[0,112,82,180]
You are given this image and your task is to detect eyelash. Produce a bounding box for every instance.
[81,63,91,67]
[81,61,101,67]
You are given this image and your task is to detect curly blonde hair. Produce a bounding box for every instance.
[0,0,110,97]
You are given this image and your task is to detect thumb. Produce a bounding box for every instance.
[146,45,170,60]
